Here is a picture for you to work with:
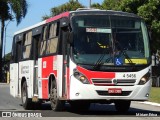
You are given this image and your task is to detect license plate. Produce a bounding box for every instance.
[108,88,122,94]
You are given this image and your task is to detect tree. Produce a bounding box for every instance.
[137,0,160,52]
[0,0,28,82]
[4,52,11,63]
[102,0,122,10]
[91,3,103,9]
[119,0,147,13]
[2,52,11,82]
[42,0,84,20]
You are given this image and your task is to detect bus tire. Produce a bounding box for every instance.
[114,100,131,113]
[21,81,33,110]
[50,80,65,111]
[69,101,90,111]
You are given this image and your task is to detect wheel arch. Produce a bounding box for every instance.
[20,77,27,98]
[21,76,33,110]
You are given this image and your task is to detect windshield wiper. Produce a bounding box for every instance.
[93,47,112,70]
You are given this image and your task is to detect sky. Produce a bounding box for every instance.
[4,0,103,55]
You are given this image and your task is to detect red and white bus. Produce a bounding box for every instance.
[10,9,152,112]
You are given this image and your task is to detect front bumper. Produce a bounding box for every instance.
[69,75,151,101]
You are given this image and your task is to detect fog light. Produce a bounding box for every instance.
[145,93,149,97]
[75,93,80,96]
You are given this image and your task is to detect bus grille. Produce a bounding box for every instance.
[92,79,136,86]
[96,90,132,96]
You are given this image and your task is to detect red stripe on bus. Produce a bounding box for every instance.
[77,66,115,83]
[42,56,57,78]
[46,12,70,23]
[41,56,57,99]
[42,80,48,99]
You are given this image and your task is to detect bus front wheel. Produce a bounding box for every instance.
[114,100,131,113]
[50,80,65,111]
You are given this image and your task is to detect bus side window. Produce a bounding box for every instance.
[40,26,48,56]
[15,41,22,62]
[14,35,22,63]
[22,31,32,59]
[46,22,59,54]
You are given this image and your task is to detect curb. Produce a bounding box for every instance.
[139,101,160,107]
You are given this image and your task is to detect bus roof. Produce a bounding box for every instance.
[14,9,140,35]
[70,9,140,18]
[14,12,70,35]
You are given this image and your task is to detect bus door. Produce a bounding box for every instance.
[32,35,40,96]
[59,17,70,99]
[61,26,70,98]
[32,27,42,97]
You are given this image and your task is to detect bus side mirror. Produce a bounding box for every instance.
[60,17,69,28]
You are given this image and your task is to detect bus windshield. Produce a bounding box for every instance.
[71,15,151,66]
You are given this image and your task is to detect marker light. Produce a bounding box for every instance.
[138,72,151,85]
[73,69,90,84]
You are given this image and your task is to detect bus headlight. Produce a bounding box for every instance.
[138,72,151,85]
[73,69,90,84]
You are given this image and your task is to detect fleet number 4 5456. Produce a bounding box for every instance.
[123,74,136,78]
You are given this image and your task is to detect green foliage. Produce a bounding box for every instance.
[8,0,28,25]
[102,0,122,10]
[149,87,160,103]
[119,0,147,13]
[91,3,103,9]
[0,0,28,25]
[4,52,11,62]
[0,0,11,21]
[42,14,50,21]
[138,0,160,29]
[43,0,84,20]
[0,0,28,80]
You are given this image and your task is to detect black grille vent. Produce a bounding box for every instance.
[92,79,112,84]
[92,79,136,86]
[117,79,136,83]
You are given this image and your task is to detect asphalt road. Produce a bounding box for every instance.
[0,83,160,120]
